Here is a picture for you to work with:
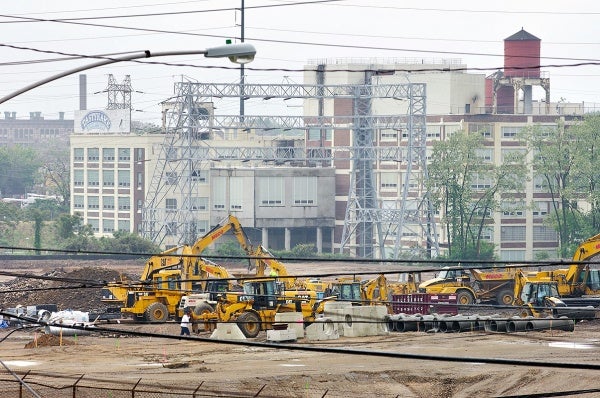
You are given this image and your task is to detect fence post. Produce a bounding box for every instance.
[192,381,204,398]
[72,374,85,398]
[132,378,142,398]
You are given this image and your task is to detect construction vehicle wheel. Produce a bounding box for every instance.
[456,291,474,305]
[193,303,214,316]
[237,312,261,338]
[496,289,514,306]
[145,302,169,323]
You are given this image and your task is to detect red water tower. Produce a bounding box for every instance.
[504,28,541,78]
[486,28,549,114]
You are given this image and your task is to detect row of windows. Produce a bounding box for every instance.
[73,195,133,211]
[73,147,144,162]
[73,170,142,188]
[85,218,131,233]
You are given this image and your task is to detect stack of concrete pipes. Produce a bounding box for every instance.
[385,313,575,333]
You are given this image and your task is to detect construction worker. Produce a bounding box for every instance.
[180,309,191,336]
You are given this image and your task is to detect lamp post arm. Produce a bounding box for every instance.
[0,49,209,105]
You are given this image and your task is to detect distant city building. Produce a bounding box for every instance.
[0,111,73,149]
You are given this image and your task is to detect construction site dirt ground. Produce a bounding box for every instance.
[2,260,600,397]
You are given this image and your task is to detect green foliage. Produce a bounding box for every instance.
[0,145,42,196]
[208,241,248,265]
[55,214,82,240]
[98,231,160,254]
[428,129,526,259]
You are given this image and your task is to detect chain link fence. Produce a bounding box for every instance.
[0,372,403,398]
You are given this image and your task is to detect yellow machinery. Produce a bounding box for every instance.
[513,269,596,320]
[529,233,600,297]
[195,278,327,337]
[327,274,392,312]
[101,219,243,322]
[418,267,516,305]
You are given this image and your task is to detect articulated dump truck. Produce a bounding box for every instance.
[419,267,516,305]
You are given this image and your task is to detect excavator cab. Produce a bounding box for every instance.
[241,280,278,310]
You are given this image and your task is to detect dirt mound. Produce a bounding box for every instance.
[24,333,75,348]
[0,265,132,313]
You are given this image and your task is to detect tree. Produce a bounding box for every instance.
[428,130,526,260]
[38,146,71,207]
[521,120,583,257]
[99,230,160,254]
[0,145,42,196]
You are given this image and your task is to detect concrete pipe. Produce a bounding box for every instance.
[507,317,530,333]
[439,316,465,333]
[385,315,397,332]
[420,314,439,332]
[395,316,420,332]
[528,317,575,332]
[488,319,508,332]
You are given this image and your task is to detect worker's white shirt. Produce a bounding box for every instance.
[180,314,191,328]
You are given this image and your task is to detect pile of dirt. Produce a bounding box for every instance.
[24,332,75,348]
[0,266,133,313]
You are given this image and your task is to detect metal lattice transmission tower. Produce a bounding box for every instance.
[141,81,439,258]
[106,74,132,110]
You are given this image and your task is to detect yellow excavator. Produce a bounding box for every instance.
[529,233,600,298]
[101,244,234,322]
[512,269,596,320]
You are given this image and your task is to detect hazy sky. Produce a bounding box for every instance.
[1,0,598,125]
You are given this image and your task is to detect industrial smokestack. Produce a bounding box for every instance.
[79,74,87,110]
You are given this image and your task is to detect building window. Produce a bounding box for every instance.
[501,148,526,163]
[293,176,317,205]
[500,250,525,261]
[533,175,550,192]
[103,170,115,187]
[118,148,131,162]
[103,219,115,233]
[118,197,130,211]
[118,219,130,232]
[103,148,115,162]
[501,126,523,139]
[258,176,284,206]
[166,198,178,212]
[501,201,525,217]
[533,226,558,241]
[380,129,398,141]
[73,148,84,161]
[103,196,115,210]
[212,176,226,209]
[481,226,494,241]
[471,173,492,189]
[87,170,100,187]
[118,170,131,187]
[88,196,99,209]
[191,197,208,211]
[87,148,99,161]
[476,148,493,163]
[88,218,99,232]
[191,169,207,182]
[73,170,84,186]
[73,195,84,209]
[230,176,243,211]
[533,201,550,216]
[137,172,143,190]
[501,226,526,242]
[191,220,208,235]
[136,148,144,162]
[469,123,493,139]
[380,173,398,190]
[426,126,441,139]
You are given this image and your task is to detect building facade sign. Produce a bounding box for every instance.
[74,109,130,134]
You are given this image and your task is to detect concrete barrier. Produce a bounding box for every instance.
[210,322,246,340]
[305,317,340,341]
[275,312,305,339]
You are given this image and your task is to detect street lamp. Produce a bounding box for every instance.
[0,42,256,104]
